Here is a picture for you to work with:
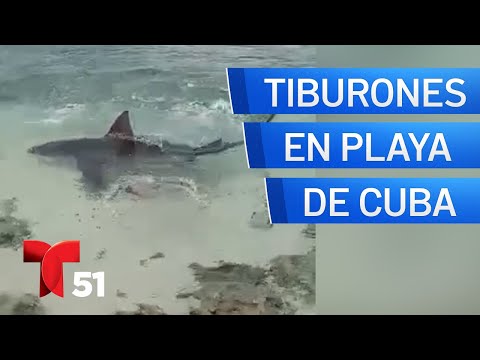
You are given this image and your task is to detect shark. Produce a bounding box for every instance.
[27,111,250,192]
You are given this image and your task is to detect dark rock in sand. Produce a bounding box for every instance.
[188,262,267,285]
[302,224,316,239]
[116,290,128,299]
[11,294,46,315]
[180,262,296,315]
[115,303,165,315]
[140,252,165,267]
[0,198,33,250]
[95,248,107,260]
[0,293,46,315]
[268,248,316,305]
[150,252,165,260]
[180,246,316,315]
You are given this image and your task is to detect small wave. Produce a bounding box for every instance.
[86,67,167,78]
[103,175,156,201]
[176,101,268,124]
[131,93,166,104]
[209,99,231,113]
[24,103,86,126]
[104,174,210,207]
[54,103,85,115]
[157,176,210,206]
[24,118,64,125]
[171,98,232,115]
[163,98,245,143]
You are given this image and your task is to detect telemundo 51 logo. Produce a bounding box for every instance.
[23,240,105,298]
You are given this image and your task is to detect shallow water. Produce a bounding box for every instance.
[0,45,315,314]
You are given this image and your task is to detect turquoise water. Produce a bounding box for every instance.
[0,45,315,141]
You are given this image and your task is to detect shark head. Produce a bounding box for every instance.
[28,141,66,156]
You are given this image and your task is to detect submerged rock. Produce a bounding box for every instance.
[0,198,33,250]
[302,225,316,239]
[179,243,316,315]
[268,248,316,306]
[0,293,46,315]
[249,210,273,230]
[116,290,128,299]
[188,262,267,285]
[178,262,297,315]
[140,252,165,267]
[95,248,107,260]
[115,303,165,315]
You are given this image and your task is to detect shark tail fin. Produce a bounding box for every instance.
[106,111,136,156]
[106,111,135,139]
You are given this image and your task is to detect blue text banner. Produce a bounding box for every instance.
[227,68,480,114]
[265,178,480,224]
[244,122,480,169]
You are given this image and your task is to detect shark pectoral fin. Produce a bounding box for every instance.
[76,157,108,189]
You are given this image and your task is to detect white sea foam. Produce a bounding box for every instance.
[24,103,86,126]
[131,93,166,104]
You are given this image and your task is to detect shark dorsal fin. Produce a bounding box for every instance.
[106,111,136,156]
[107,111,134,139]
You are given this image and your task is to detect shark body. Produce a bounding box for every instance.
[27,111,245,191]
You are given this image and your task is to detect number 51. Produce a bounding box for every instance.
[72,272,105,298]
